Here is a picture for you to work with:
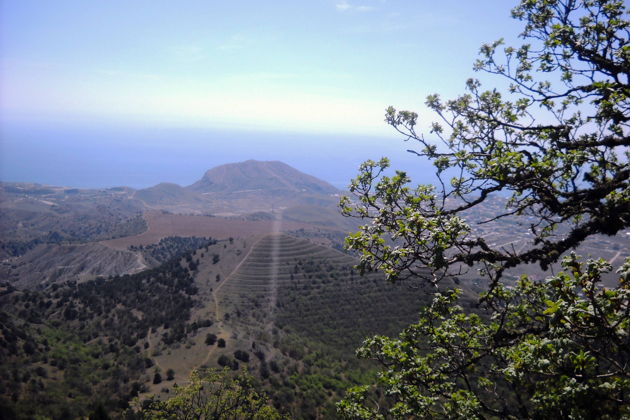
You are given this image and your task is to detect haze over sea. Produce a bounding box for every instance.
[1,118,433,190]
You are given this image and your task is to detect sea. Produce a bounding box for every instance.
[0,118,435,190]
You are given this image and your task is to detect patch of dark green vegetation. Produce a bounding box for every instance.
[129,236,217,265]
[0,245,210,419]
[0,306,149,419]
[0,232,65,258]
[256,331,378,419]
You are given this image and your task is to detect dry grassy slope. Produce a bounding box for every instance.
[144,236,259,390]
[1,243,145,289]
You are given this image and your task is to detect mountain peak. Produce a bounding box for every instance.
[187,160,338,195]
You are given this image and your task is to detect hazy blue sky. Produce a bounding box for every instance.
[1,0,522,134]
[1,1,524,188]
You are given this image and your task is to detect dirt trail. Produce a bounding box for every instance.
[199,329,230,367]
[146,327,164,371]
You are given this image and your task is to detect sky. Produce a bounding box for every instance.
[0,0,524,188]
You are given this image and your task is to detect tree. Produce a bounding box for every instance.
[152,372,162,385]
[133,368,283,419]
[205,333,217,346]
[338,0,629,418]
[341,0,629,287]
[234,350,250,363]
[88,403,110,420]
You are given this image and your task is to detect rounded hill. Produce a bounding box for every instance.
[187,160,339,195]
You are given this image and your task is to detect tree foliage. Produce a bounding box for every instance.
[340,0,629,286]
[339,0,629,418]
[339,256,630,418]
[132,368,283,420]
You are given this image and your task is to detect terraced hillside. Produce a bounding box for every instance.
[204,234,439,417]
[217,234,432,350]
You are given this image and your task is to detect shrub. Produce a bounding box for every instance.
[234,350,250,363]
[205,334,217,346]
